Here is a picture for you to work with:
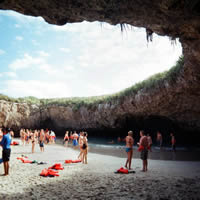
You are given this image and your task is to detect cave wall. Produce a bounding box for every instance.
[0,0,200,139]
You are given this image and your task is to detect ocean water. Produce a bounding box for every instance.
[56,136,200,161]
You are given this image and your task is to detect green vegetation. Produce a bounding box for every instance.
[0,55,184,109]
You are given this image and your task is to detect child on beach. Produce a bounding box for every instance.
[138,130,149,172]
[125,131,134,170]
[0,128,12,176]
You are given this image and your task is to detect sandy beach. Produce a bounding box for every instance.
[0,140,200,200]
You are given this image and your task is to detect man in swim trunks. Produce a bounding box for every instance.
[138,130,149,172]
[39,129,45,152]
[64,131,69,147]
[0,128,12,175]
[125,131,134,170]
[72,131,79,147]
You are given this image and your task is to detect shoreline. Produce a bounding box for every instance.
[56,138,200,162]
[0,139,200,200]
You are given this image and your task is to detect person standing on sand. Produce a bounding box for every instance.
[138,130,149,172]
[20,129,25,146]
[82,132,88,164]
[147,134,152,152]
[39,129,45,152]
[72,131,79,147]
[0,128,12,176]
[78,132,84,160]
[157,131,163,150]
[64,131,69,147]
[125,131,134,170]
[31,130,37,153]
[0,128,3,141]
[170,133,176,152]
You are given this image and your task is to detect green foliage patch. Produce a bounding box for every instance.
[0,56,184,109]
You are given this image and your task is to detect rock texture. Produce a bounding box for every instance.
[0,0,200,134]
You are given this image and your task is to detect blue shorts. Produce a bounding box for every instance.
[73,140,78,146]
[39,141,44,147]
[125,147,132,153]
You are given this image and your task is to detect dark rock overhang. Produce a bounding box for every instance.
[0,0,200,134]
[0,0,200,40]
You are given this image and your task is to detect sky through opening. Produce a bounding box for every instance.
[0,10,182,98]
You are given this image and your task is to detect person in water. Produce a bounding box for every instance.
[170,132,176,152]
[82,132,88,164]
[0,128,12,176]
[125,131,134,170]
[138,130,149,172]
[157,131,163,150]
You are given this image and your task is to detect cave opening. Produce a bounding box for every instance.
[0,7,200,147]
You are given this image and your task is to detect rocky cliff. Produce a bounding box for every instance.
[0,0,200,135]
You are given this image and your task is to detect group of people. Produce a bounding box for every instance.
[124,130,176,172]
[64,131,88,164]
[0,125,176,176]
[20,128,56,153]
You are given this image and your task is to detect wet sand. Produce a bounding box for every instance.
[0,139,200,200]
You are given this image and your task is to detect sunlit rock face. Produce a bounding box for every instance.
[0,100,39,129]
[0,0,200,134]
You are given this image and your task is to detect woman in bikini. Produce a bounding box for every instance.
[125,131,134,170]
[82,132,88,164]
